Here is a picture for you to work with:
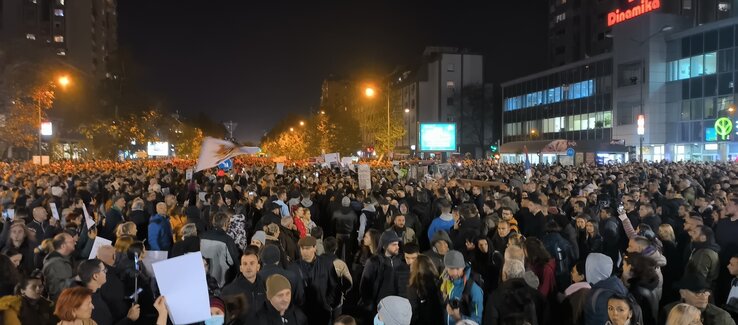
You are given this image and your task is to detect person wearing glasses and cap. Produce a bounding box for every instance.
[662,270,734,325]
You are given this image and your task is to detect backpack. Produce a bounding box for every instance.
[458,268,485,318]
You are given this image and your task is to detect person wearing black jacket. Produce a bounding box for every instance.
[293,236,341,325]
[407,254,444,325]
[256,202,282,232]
[223,247,266,319]
[449,203,482,252]
[77,259,140,325]
[333,196,357,262]
[258,244,305,307]
[599,208,622,271]
[103,196,126,240]
[359,231,407,309]
[622,253,660,325]
[127,198,149,242]
[254,274,308,325]
[483,259,547,325]
[27,207,61,242]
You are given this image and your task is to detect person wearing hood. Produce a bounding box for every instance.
[427,199,454,243]
[360,230,407,308]
[626,236,666,302]
[425,231,453,275]
[687,225,720,291]
[440,250,484,325]
[583,253,629,325]
[375,296,412,325]
[300,190,320,228]
[449,203,483,253]
[469,237,502,293]
[333,196,358,263]
[621,253,660,325]
[255,202,282,233]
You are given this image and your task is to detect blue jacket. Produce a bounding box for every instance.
[442,266,484,325]
[427,214,454,242]
[584,276,628,325]
[148,214,172,251]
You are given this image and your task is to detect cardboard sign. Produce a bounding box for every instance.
[323,152,340,164]
[276,163,284,175]
[49,203,60,220]
[185,169,193,180]
[152,252,211,325]
[88,237,112,260]
[358,164,371,190]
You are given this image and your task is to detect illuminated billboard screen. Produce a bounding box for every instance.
[147,142,169,156]
[419,123,456,151]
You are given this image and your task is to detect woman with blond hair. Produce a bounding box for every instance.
[171,223,199,258]
[114,221,137,240]
[665,303,702,325]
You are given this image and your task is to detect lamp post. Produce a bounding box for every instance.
[37,75,71,157]
[364,83,391,159]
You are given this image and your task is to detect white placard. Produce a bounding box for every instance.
[6,209,14,220]
[185,169,193,181]
[152,252,211,325]
[323,152,340,164]
[49,203,60,220]
[88,237,112,260]
[198,192,207,202]
[142,251,169,278]
[358,164,371,190]
[341,157,354,167]
[276,163,284,175]
[82,205,95,229]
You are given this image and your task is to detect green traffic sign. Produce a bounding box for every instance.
[715,117,733,140]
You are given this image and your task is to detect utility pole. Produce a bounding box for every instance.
[224,121,238,141]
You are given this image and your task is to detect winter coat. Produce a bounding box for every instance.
[333,206,357,235]
[16,296,57,325]
[389,226,417,246]
[42,251,74,301]
[127,209,149,242]
[147,214,173,251]
[200,229,240,287]
[543,231,576,289]
[562,283,591,325]
[450,217,482,252]
[222,275,266,319]
[583,276,628,325]
[170,236,200,258]
[258,264,305,307]
[407,274,444,325]
[427,213,454,242]
[253,300,308,325]
[689,240,721,289]
[483,278,547,325]
[531,259,557,299]
[294,255,341,324]
[642,246,667,302]
[103,206,125,239]
[663,302,735,325]
[359,252,408,307]
[628,275,659,325]
[440,266,484,325]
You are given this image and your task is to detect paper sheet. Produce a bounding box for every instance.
[49,203,60,220]
[152,252,211,325]
[82,205,95,229]
[88,237,112,260]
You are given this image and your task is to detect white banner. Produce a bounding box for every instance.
[358,164,371,190]
[324,152,340,164]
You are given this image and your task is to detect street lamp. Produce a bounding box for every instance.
[38,75,72,158]
[404,108,410,113]
[364,84,391,159]
[299,121,305,126]
[320,110,326,115]
[57,75,70,88]
[289,127,295,132]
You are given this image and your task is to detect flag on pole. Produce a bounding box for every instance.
[523,145,532,180]
[195,137,260,172]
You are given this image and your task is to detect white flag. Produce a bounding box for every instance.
[195,137,260,172]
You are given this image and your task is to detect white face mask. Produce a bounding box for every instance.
[374,314,384,325]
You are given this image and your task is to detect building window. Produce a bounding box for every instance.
[53,35,64,42]
[617,102,637,125]
[26,34,36,40]
[54,9,64,16]
[683,0,692,10]
[555,12,566,23]
[718,2,730,11]
[446,81,455,88]
[618,62,641,87]
[447,64,455,72]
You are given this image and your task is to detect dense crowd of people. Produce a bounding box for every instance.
[0,158,737,325]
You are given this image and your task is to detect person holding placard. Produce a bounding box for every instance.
[28,207,61,241]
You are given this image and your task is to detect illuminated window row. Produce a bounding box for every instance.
[667,52,717,81]
[504,111,612,136]
[503,79,595,111]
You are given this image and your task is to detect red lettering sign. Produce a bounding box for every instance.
[607,0,661,27]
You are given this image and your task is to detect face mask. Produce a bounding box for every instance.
[204,315,224,325]
[374,314,384,325]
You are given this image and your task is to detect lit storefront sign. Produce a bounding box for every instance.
[637,115,645,135]
[715,117,733,140]
[607,0,662,27]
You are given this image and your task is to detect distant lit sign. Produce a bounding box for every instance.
[636,114,645,135]
[147,142,169,156]
[715,118,733,140]
[705,127,717,142]
[607,0,662,27]
[419,123,457,151]
[705,143,718,151]
[40,122,53,136]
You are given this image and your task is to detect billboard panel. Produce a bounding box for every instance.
[147,142,169,156]
[419,123,456,151]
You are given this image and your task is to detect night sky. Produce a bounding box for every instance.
[118,0,548,142]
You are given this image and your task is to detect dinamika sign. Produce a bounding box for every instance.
[607,0,661,27]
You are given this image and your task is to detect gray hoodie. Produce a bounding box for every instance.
[585,253,613,285]
[644,247,666,301]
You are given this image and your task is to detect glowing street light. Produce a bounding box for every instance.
[364,87,376,97]
[57,75,70,88]
[530,129,537,135]
[404,108,410,113]
[299,121,305,126]
[729,104,736,115]
[289,127,295,132]
[320,110,326,115]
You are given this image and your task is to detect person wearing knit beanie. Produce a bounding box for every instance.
[208,296,226,323]
[376,296,412,325]
[266,274,292,314]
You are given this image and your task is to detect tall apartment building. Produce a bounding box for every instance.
[547,0,614,67]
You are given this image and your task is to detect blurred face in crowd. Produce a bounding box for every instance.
[240,254,260,281]
[586,221,596,236]
[21,278,43,300]
[607,298,632,325]
[501,209,513,221]
[155,202,167,215]
[497,222,510,238]
[626,239,643,253]
[447,267,464,280]
[269,288,291,314]
[404,252,418,266]
[300,245,317,262]
[728,257,738,276]
[575,218,586,230]
[393,215,406,229]
[434,240,449,255]
[114,197,126,210]
[385,242,400,256]
[680,289,710,309]
[10,226,26,245]
[8,253,22,268]
[477,239,489,254]
[571,266,585,283]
